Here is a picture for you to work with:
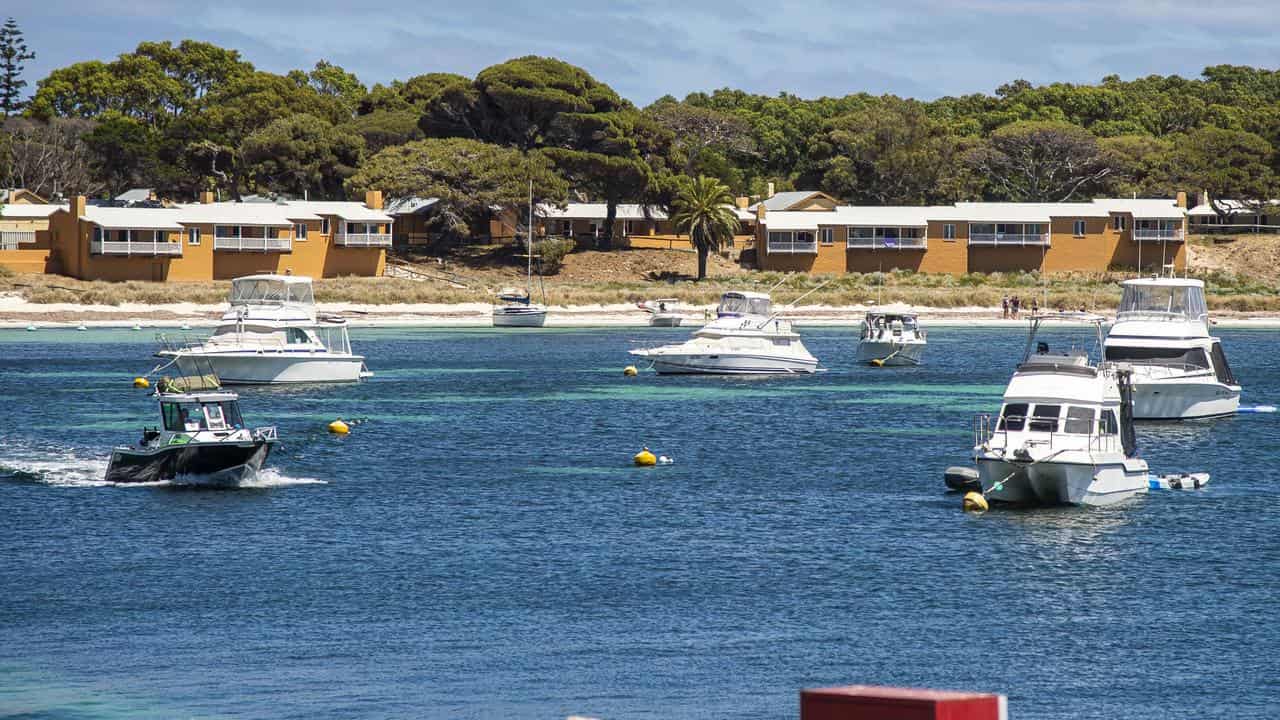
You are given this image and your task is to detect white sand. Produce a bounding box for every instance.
[2,292,1278,329]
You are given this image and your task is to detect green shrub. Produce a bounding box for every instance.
[534,237,575,274]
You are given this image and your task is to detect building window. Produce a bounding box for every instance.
[321,217,330,235]
[295,223,308,240]
[215,225,240,238]
[92,226,103,243]
[1113,215,1126,231]
[188,228,200,245]
[820,228,834,245]
[943,223,956,241]
[1073,220,1086,237]
[561,220,573,236]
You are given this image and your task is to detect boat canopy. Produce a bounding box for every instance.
[1117,280,1207,323]
[159,395,245,433]
[718,291,771,317]
[230,275,315,307]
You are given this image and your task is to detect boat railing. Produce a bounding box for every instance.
[975,412,1122,454]
[156,332,211,353]
[253,426,278,442]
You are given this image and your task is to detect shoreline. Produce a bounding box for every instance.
[3,295,1280,329]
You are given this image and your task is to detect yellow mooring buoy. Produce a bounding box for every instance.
[328,419,351,435]
[623,365,638,377]
[963,491,989,513]
[633,447,657,466]
[133,377,151,389]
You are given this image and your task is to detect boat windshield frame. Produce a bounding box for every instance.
[717,293,771,318]
[230,277,315,307]
[1116,281,1208,324]
[1020,312,1107,366]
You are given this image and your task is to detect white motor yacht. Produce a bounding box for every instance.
[156,274,369,384]
[856,307,926,366]
[1103,276,1239,419]
[628,291,819,374]
[973,313,1149,507]
[639,298,683,327]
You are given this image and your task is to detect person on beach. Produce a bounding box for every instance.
[1031,298,1039,315]
[1001,296,1009,319]
[1011,296,1020,319]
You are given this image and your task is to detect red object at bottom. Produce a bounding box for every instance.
[801,685,1007,720]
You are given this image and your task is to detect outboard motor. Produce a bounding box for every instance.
[1116,366,1138,456]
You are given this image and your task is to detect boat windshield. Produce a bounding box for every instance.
[314,324,352,355]
[718,294,771,317]
[1117,284,1207,322]
[230,278,314,307]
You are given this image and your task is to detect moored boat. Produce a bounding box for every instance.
[973,312,1149,507]
[629,290,819,374]
[639,298,683,327]
[856,307,926,366]
[1103,276,1239,419]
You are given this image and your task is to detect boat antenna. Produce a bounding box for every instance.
[527,179,534,300]
[759,278,833,327]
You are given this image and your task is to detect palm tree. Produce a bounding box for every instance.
[671,175,739,281]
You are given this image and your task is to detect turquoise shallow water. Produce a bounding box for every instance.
[1,325,1278,719]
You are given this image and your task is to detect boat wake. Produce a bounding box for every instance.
[0,447,325,489]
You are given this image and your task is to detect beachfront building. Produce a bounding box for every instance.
[1187,194,1280,233]
[534,203,676,248]
[0,201,65,273]
[44,191,392,282]
[755,194,1188,275]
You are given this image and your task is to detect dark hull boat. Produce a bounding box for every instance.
[106,439,272,484]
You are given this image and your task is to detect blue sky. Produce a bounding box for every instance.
[10,1,1279,106]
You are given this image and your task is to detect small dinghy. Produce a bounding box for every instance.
[106,368,277,484]
[1148,472,1210,490]
[944,466,982,492]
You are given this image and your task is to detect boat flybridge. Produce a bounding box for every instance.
[156,274,369,384]
[628,290,819,374]
[107,364,277,484]
[856,306,927,366]
[973,312,1149,507]
[1103,276,1239,419]
[639,298,683,327]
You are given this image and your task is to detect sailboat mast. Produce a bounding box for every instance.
[527,180,534,297]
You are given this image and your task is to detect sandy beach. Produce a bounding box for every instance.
[3,292,1279,329]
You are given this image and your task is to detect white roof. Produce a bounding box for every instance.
[1091,198,1184,219]
[284,201,392,223]
[748,191,830,211]
[233,273,314,285]
[833,206,940,226]
[177,202,319,226]
[1121,277,1204,288]
[384,197,439,215]
[1186,199,1280,217]
[952,202,1106,222]
[81,205,184,230]
[763,211,823,231]
[1,203,65,219]
[538,203,668,221]
[115,188,153,202]
[734,208,757,221]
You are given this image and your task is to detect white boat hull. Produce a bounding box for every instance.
[648,314,683,327]
[856,340,926,366]
[163,351,366,384]
[493,307,547,327]
[1131,378,1240,420]
[976,457,1149,507]
[632,351,818,375]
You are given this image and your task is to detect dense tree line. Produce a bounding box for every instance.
[3,30,1280,239]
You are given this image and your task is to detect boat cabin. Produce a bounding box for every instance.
[158,392,246,433]
[860,312,920,340]
[717,291,771,318]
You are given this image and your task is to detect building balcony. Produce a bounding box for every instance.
[335,232,393,247]
[91,239,183,256]
[0,230,37,250]
[967,233,1050,247]
[767,240,818,254]
[847,237,927,250]
[213,236,292,252]
[1133,229,1185,243]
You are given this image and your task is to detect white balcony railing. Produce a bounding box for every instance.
[91,239,183,256]
[1133,229,1185,243]
[968,233,1051,247]
[335,232,393,247]
[767,239,818,254]
[847,237,928,250]
[0,230,37,249]
[213,236,292,252]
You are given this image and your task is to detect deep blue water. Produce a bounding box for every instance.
[1,324,1278,719]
